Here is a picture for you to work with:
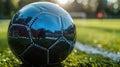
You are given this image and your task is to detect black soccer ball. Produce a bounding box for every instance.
[8,2,76,65]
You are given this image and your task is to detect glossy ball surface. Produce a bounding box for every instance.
[8,2,76,65]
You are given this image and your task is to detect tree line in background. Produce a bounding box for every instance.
[0,0,120,19]
[0,0,45,19]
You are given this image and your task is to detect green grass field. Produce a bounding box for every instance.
[0,19,120,67]
[75,19,120,52]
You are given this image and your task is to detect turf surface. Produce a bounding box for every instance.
[0,19,120,67]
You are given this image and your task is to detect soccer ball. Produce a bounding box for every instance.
[8,2,76,65]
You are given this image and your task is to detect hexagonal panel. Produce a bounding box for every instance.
[8,25,31,56]
[21,45,48,65]
[32,2,68,16]
[61,15,76,46]
[12,5,40,25]
[30,13,61,49]
[49,38,71,63]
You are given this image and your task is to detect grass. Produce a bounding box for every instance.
[0,20,9,50]
[0,19,120,66]
[75,19,120,52]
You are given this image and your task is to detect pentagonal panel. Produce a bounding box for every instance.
[30,13,61,49]
[8,25,30,56]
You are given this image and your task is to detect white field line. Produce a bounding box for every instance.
[75,42,120,62]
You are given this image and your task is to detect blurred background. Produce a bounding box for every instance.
[0,0,120,19]
[0,0,120,66]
